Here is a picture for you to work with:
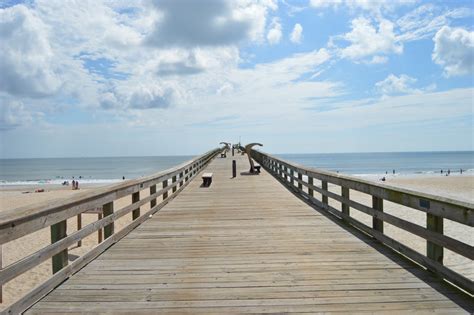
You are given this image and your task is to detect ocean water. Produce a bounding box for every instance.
[0,156,193,186]
[276,151,474,178]
[1,151,473,186]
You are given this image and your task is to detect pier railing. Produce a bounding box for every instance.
[0,147,222,314]
[251,150,473,295]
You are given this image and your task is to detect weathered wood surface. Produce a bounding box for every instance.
[26,154,473,314]
[252,150,473,294]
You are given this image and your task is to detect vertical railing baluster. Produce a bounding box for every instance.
[322,180,328,207]
[163,179,168,200]
[150,184,157,209]
[103,202,114,239]
[132,191,140,220]
[179,171,184,187]
[341,187,350,218]
[172,175,177,193]
[427,213,443,264]
[372,196,384,234]
[50,220,68,274]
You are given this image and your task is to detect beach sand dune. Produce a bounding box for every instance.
[0,175,472,308]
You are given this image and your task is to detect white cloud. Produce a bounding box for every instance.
[397,4,472,42]
[432,26,474,77]
[0,98,43,131]
[375,74,417,95]
[339,17,402,60]
[309,0,416,13]
[375,74,435,95]
[146,0,276,47]
[290,23,303,43]
[367,56,388,64]
[266,17,282,44]
[0,5,61,98]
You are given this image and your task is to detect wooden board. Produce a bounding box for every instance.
[26,154,473,314]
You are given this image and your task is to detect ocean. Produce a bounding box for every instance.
[277,151,474,178]
[0,151,473,186]
[0,155,193,186]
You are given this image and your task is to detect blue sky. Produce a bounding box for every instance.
[0,0,473,158]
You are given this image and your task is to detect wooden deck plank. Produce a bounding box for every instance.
[26,154,473,314]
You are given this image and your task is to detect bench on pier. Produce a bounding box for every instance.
[202,173,213,187]
[253,164,261,173]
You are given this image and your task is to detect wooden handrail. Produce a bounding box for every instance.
[0,147,223,314]
[251,149,473,295]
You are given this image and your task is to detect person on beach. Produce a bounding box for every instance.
[392,169,395,174]
[75,181,79,189]
[72,180,76,189]
[460,168,463,174]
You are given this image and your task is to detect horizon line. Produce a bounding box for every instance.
[1,149,473,160]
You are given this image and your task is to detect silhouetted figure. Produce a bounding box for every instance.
[441,169,443,174]
[392,169,395,174]
[460,168,463,174]
[123,176,125,180]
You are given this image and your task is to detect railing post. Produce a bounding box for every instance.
[50,220,68,274]
[322,180,328,206]
[132,191,140,220]
[172,175,177,193]
[427,214,443,264]
[77,213,82,247]
[103,201,114,239]
[163,179,168,200]
[298,172,303,190]
[98,213,103,243]
[372,196,384,233]
[341,187,350,218]
[179,171,184,187]
[290,169,294,187]
[150,184,157,209]
[308,177,313,197]
[284,166,288,182]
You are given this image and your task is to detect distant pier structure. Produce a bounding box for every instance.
[0,145,472,314]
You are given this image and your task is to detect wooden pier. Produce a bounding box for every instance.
[1,148,473,314]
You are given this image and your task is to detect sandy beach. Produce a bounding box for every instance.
[0,175,472,308]
[0,184,152,308]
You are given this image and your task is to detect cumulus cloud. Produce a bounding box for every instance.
[432,26,474,77]
[0,98,41,130]
[338,17,402,60]
[375,74,417,95]
[155,52,204,77]
[266,17,282,44]
[0,5,61,98]
[290,23,303,43]
[128,85,175,109]
[375,74,435,95]
[146,0,274,47]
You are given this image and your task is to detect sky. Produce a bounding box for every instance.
[0,0,473,158]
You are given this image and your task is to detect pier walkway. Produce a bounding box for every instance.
[25,153,472,314]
